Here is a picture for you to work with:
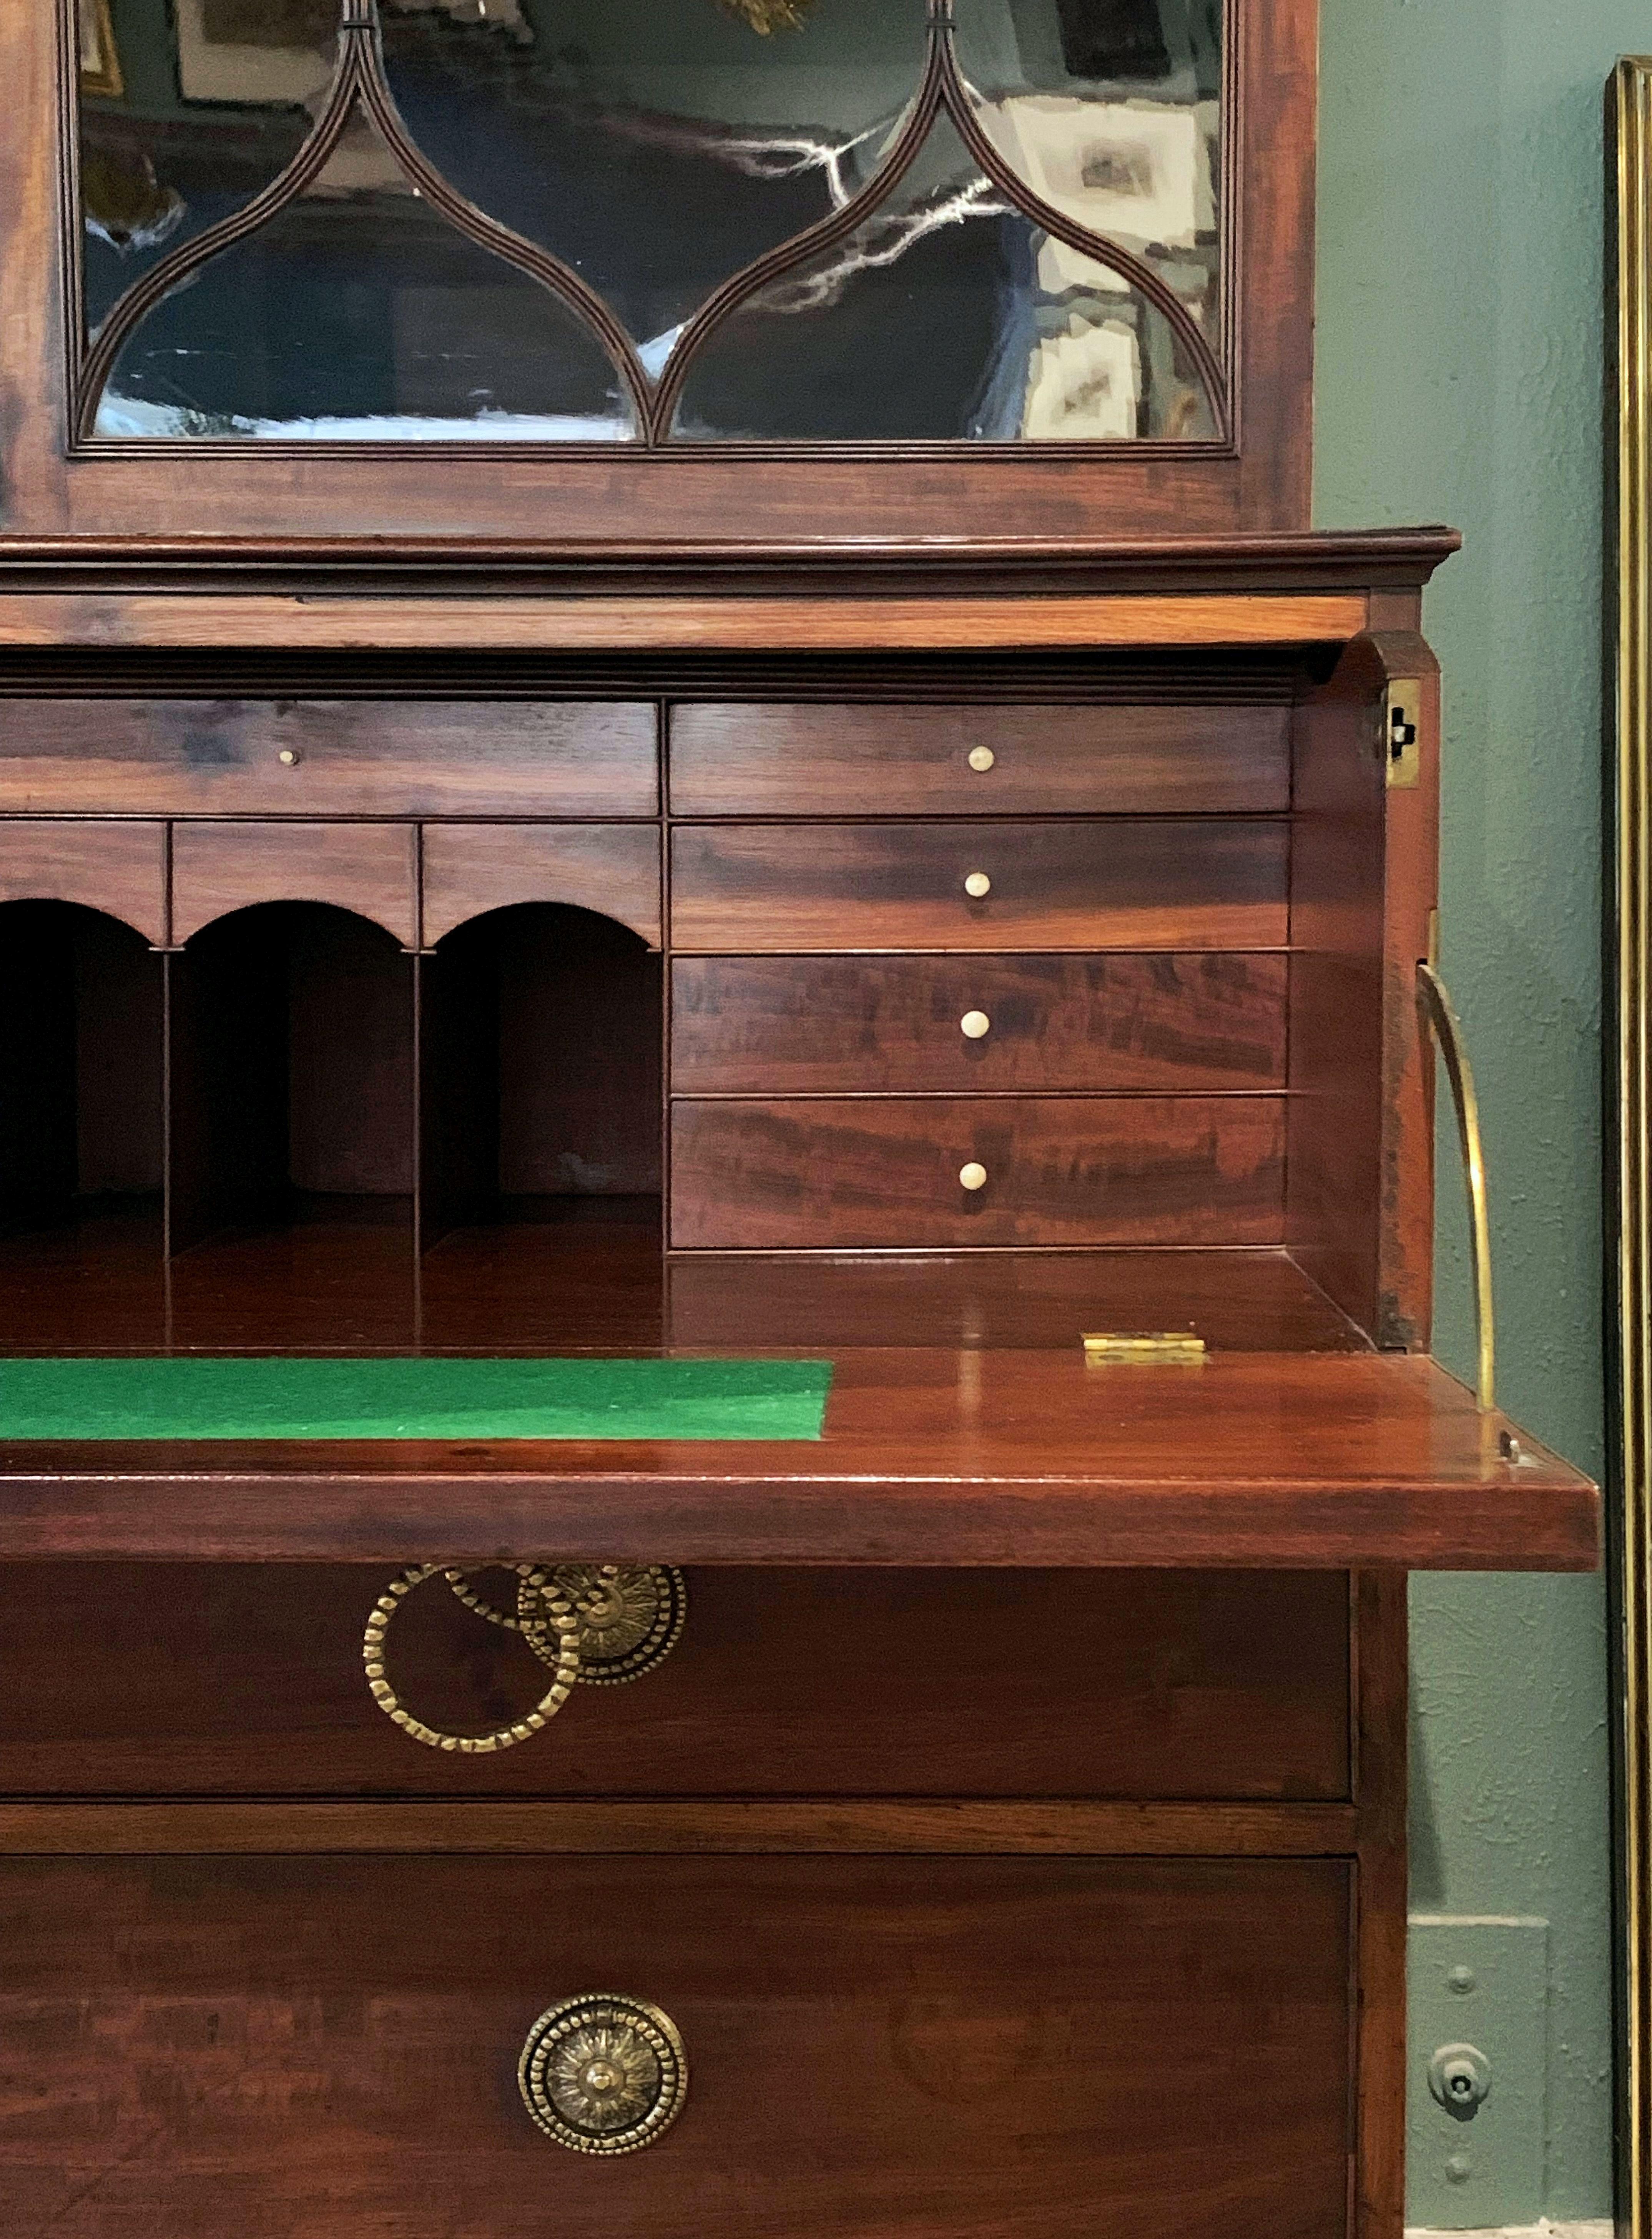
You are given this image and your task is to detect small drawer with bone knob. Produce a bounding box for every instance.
[670,954,1288,1095]
[668,821,1288,952]
[667,703,1291,815]
[669,1096,1286,1249]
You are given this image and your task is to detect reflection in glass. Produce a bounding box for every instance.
[77,0,337,334]
[377,0,927,355]
[671,114,1216,440]
[93,110,635,439]
[954,0,1222,339]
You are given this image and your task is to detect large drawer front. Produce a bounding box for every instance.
[0,1854,1352,2239]
[670,820,1289,951]
[0,1566,1348,1801]
[668,701,1292,816]
[671,1096,1285,1247]
[0,701,658,817]
[671,953,1289,1094]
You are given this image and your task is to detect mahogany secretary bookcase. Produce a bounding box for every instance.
[0,2,1598,2235]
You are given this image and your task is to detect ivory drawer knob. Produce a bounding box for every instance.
[967,745,996,772]
[277,748,301,766]
[960,1010,991,1040]
[963,870,992,899]
[959,1161,989,1192]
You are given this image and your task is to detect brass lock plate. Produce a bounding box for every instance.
[1386,681,1423,788]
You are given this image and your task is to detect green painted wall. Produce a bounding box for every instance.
[1315,1,1624,2217]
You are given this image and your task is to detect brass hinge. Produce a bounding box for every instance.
[1082,1331,1207,1364]
[1385,681,1423,788]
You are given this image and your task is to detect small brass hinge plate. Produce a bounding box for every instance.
[1386,681,1423,788]
[1082,1331,1207,1364]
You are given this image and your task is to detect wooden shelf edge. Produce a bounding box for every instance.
[0,1798,1361,1857]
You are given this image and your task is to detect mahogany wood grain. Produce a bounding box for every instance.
[1355,1571,1409,2239]
[0,1352,1597,1570]
[1286,639,1388,1342]
[0,1798,1361,1855]
[0,592,1374,652]
[0,1206,168,1352]
[668,703,1291,817]
[0,819,166,946]
[0,700,658,818]
[670,1096,1286,1250]
[421,823,662,948]
[671,820,1290,953]
[0,1566,1348,1802]
[0,1854,1351,2239]
[0,533,1461,602]
[665,1248,1370,1353]
[670,954,1288,1096]
[171,821,419,948]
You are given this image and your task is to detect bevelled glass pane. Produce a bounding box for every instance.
[670,115,1217,440]
[954,0,1222,340]
[78,0,338,335]
[93,109,636,438]
[377,0,927,358]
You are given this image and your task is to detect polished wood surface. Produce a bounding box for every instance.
[0,1350,1596,1569]
[671,954,1288,1096]
[669,703,1291,817]
[671,820,1289,953]
[0,591,1376,654]
[670,1096,1286,1249]
[170,821,419,949]
[0,819,167,947]
[422,823,663,949]
[0,1854,1351,2239]
[664,1247,1369,1353]
[0,700,658,818]
[0,1798,1361,1856]
[0,1565,1349,1801]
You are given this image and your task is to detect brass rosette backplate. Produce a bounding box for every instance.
[518,1994,688,2155]
[524,1564,689,1686]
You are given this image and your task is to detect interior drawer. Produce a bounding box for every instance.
[669,701,1292,815]
[0,701,658,818]
[670,820,1289,951]
[670,1096,1286,1247]
[671,953,1289,1094]
[0,1852,1352,2239]
[0,1567,1349,1800]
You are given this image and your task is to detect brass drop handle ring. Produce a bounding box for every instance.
[519,1993,688,2154]
[362,1563,580,1752]
[1417,960,1496,1413]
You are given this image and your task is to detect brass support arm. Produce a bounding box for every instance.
[1417,960,1496,1414]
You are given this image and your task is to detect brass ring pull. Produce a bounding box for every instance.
[1417,960,1496,1412]
[362,1564,581,1752]
[519,1994,688,2154]
[447,1563,688,1684]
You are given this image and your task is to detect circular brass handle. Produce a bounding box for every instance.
[959,1010,991,1040]
[962,870,992,899]
[447,1563,688,1686]
[362,1564,580,1752]
[959,1161,989,1192]
[967,745,996,772]
[519,1995,688,2155]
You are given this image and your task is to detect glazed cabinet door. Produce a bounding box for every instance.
[0,1853,1353,2239]
[0,0,1318,538]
